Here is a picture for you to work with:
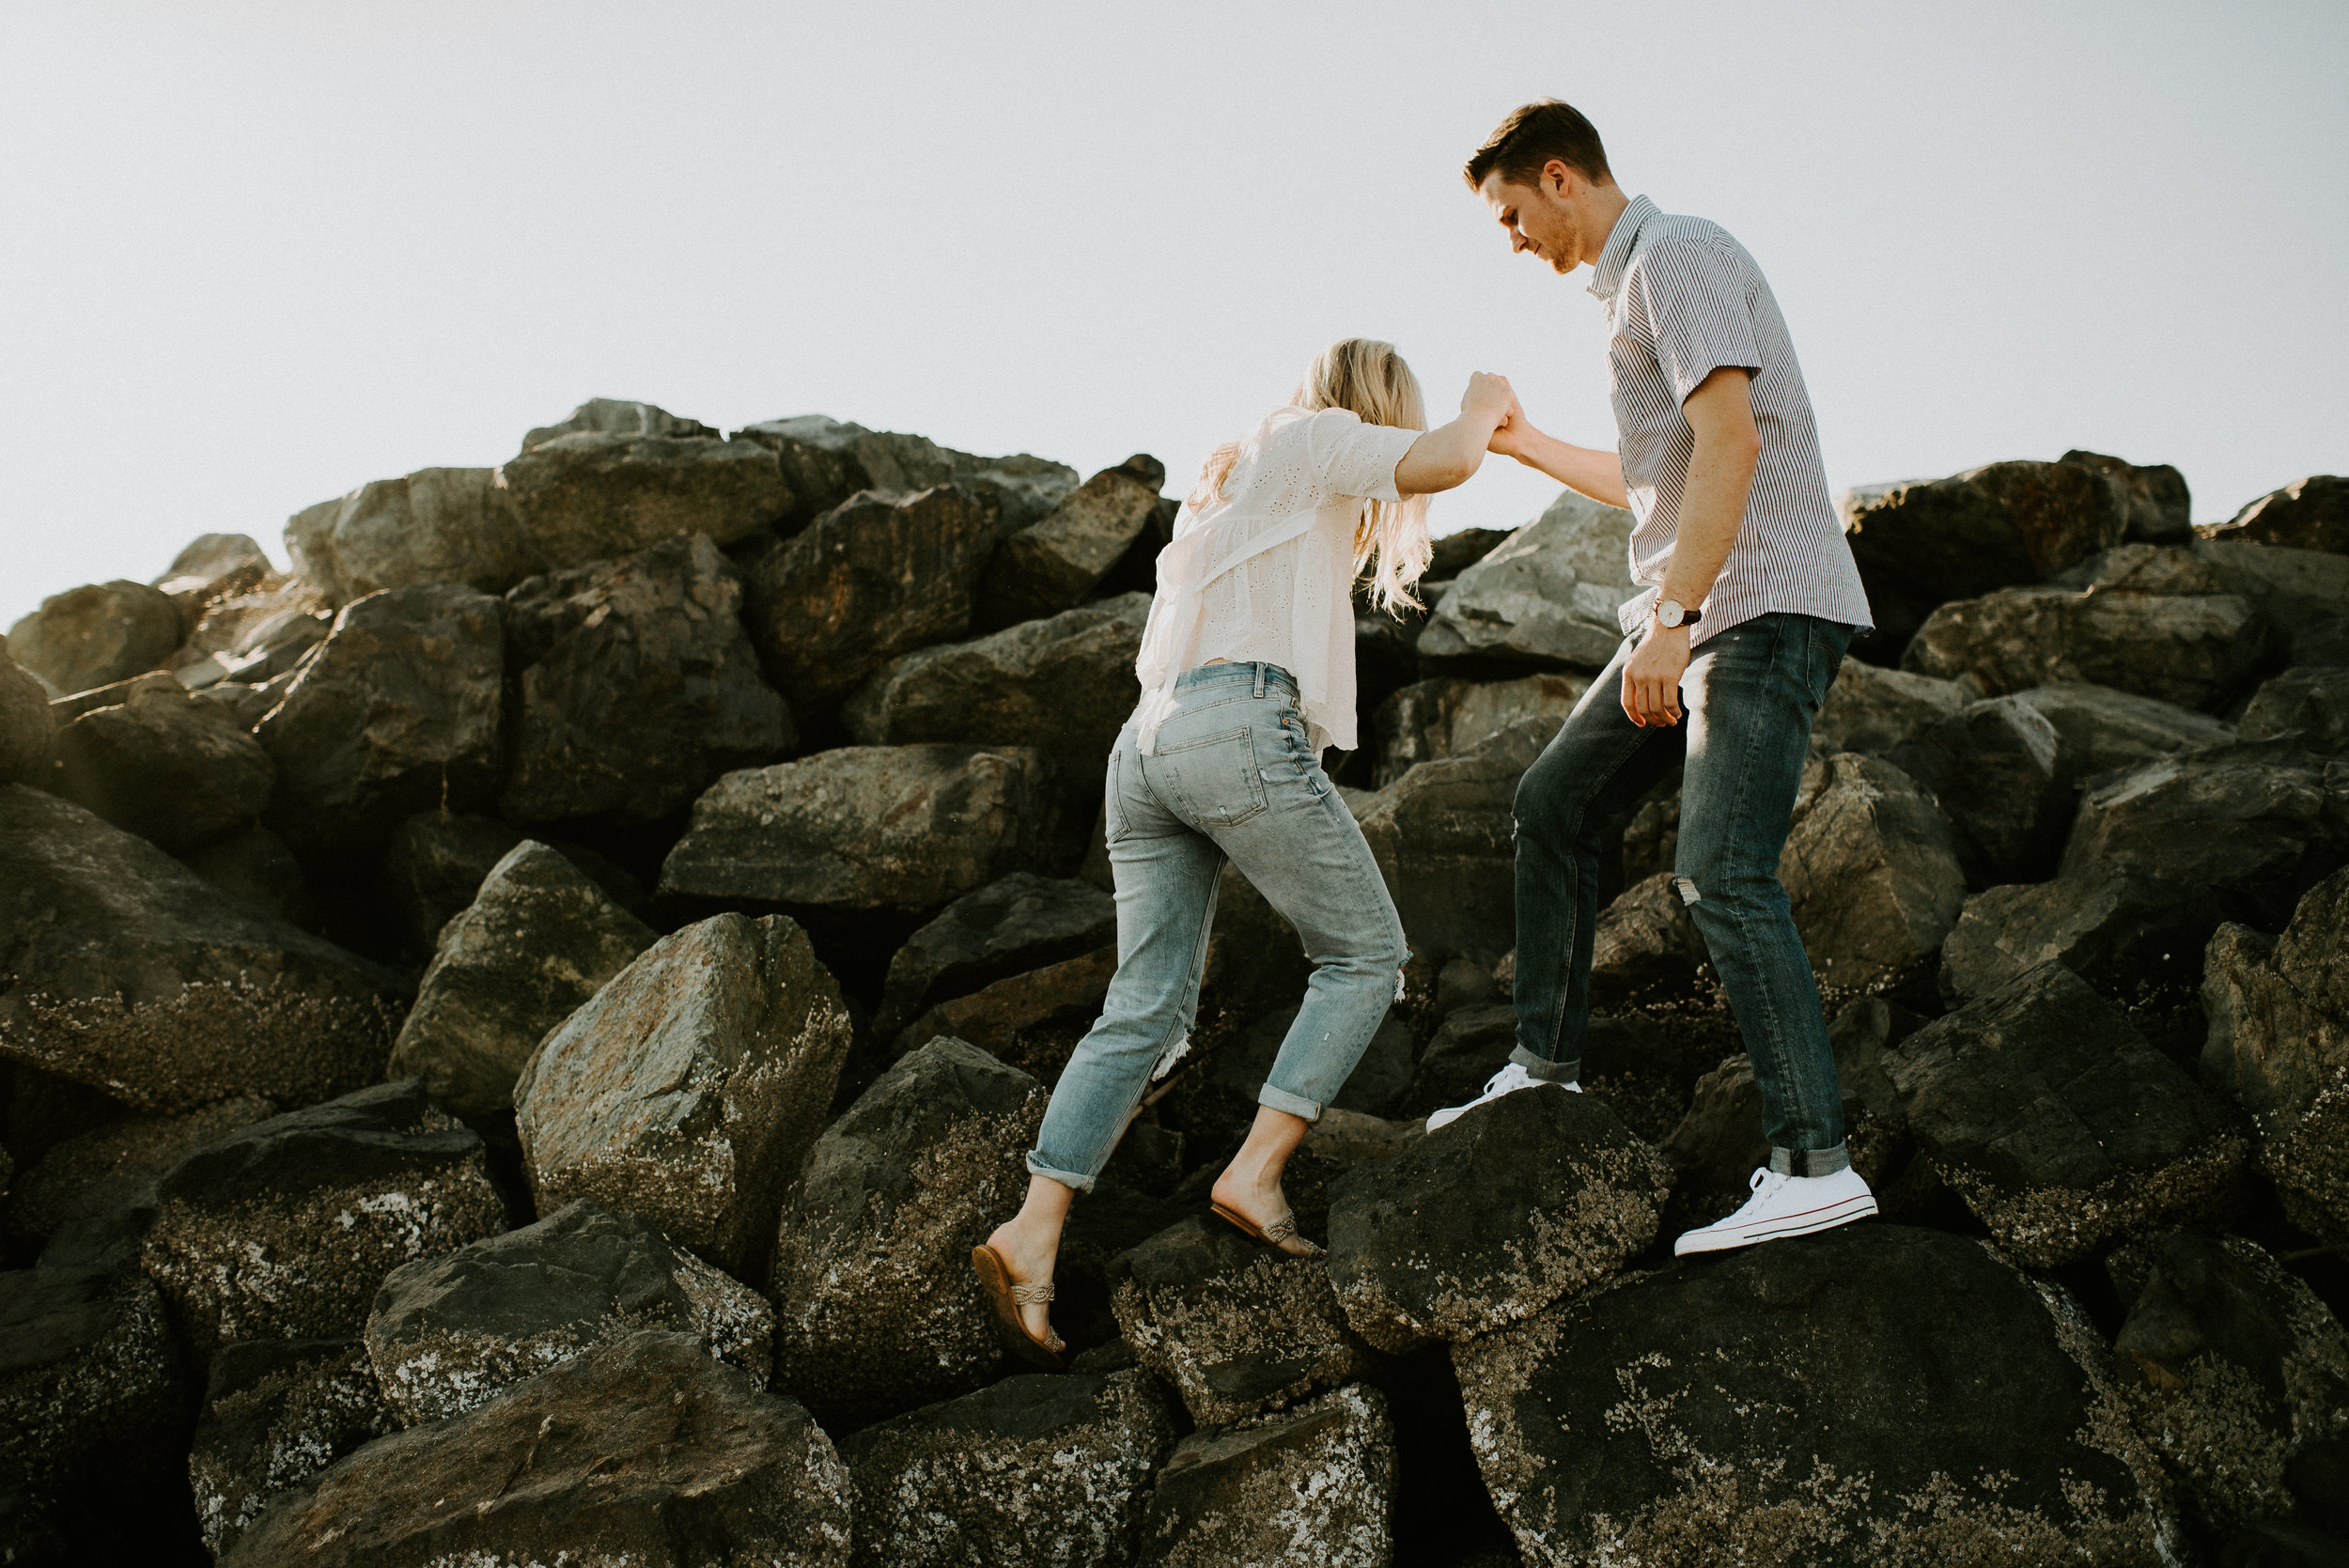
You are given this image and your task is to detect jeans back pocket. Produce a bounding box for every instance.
[1155,724,1268,828]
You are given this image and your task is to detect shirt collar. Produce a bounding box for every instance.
[1587,194,1658,302]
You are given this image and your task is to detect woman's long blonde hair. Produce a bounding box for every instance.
[1187,338,1435,616]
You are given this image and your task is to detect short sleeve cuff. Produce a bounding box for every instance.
[1355,425,1422,503]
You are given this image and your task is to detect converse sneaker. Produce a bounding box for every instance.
[1424,1063,1578,1132]
[1673,1165,1877,1256]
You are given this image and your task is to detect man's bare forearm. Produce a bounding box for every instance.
[1504,427,1629,509]
[1658,368,1761,611]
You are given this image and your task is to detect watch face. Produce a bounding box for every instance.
[1657,599,1684,627]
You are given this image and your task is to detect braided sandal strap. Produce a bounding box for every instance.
[1262,1214,1327,1257]
[1009,1281,1055,1305]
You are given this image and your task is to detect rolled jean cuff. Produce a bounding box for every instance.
[1256,1083,1323,1122]
[1770,1143,1849,1178]
[1023,1151,1096,1195]
[1509,1047,1581,1084]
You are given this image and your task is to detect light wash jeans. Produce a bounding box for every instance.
[1027,661,1408,1192]
[1511,613,1855,1176]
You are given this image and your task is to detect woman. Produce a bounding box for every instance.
[973,339,1516,1366]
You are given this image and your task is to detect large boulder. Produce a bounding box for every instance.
[1453,1225,2171,1566]
[767,1036,1046,1428]
[658,745,1057,911]
[154,531,273,608]
[365,1200,773,1426]
[387,841,658,1116]
[0,1260,198,1560]
[2106,1229,2349,1534]
[1807,657,1968,757]
[254,584,505,855]
[0,644,55,784]
[1588,871,1707,1007]
[2009,678,2233,774]
[499,531,791,826]
[874,872,1116,1041]
[748,484,1000,707]
[497,430,791,570]
[2060,448,2192,543]
[1890,692,2070,884]
[4,1094,272,1255]
[219,1329,851,1568]
[1882,962,2243,1265]
[516,913,853,1277]
[840,1370,1177,1568]
[176,820,319,928]
[734,414,1079,535]
[190,1337,398,1559]
[1107,1215,1377,1426]
[521,396,719,452]
[0,785,406,1113]
[8,579,183,698]
[2207,474,2349,554]
[843,593,1148,779]
[284,467,538,608]
[141,1079,506,1355]
[1416,489,1638,672]
[2201,867,2349,1237]
[889,946,1117,1079]
[1137,1383,1395,1568]
[1777,753,1968,994]
[1327,1085,1672,1353]
[1903,585,2279,711]
[1371,672,1587,786]
[50,672,274,850]
[981,456,1164,627]
[172,570,334,693]
[1357,719,1549,962]
[2195,537,2349,634]
[2240,667,2349,750]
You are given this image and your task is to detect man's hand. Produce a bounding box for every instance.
[1488,394,1534,458]
[1621,623,1688,726]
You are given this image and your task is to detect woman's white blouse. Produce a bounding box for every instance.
[1130,405,1422,756]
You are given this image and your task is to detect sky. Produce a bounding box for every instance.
[4,1,2345,630]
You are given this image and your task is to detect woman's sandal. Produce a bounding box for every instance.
[1210,1202,1327,1258]
[971,1243,1066,1370]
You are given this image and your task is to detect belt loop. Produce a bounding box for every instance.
[1252,661,1267,698]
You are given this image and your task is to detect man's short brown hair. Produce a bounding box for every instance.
[1463,100,1611,192]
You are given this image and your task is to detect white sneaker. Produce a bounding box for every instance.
[1424,1063,1579,1132]
[1673,1165,1877,1256]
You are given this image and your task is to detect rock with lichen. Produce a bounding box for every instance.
[365,1200,773,1427]
[839,1369,1176,1568]
[4,1094,274,1254]
[1136,1382,1395,1568]
[190,1337,399,1559]
[1454,1224,2175,1567]
[1107,1215,1377,1426]
[1326,1084,1673,1354]
[767,1036,1047,1429]
[139,1079,506,1356]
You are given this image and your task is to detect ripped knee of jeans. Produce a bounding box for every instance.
[1151,1032,1190,1081]
[1673,876,1703,907]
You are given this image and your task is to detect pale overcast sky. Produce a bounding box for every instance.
[4,1,2345,629]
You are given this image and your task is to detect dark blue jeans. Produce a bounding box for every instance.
[1511,612,1852,1172]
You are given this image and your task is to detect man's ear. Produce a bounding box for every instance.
[1543,158,1577,197]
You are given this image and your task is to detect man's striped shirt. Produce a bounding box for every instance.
[1590,194,1872,645]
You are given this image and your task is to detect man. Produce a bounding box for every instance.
[1427,100,1877,1257]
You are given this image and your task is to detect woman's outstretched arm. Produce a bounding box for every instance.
[1393,371,1516,496]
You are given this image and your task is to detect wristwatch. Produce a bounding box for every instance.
[1654,598,1702,629]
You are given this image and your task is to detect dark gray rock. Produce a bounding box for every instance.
[254,584,505,855]
[890,946,1116,1081]
[1400,1001,1517,1115]
[177,820,318,928]
[2192,538,2349,636]
[2297,616,2349,668]
[1890,692,2070,883]
[2201,867,2349,1238]
[1808,657,1968,757]
[2207,474,2349,554]
[1778,753,1968,994]
[874,872,1116,1042]
[5,578,183,696]
[218,1329,850,1568]
[191,1337,397,1558]
[172,569,333,693]
[1417,489,1638,672]
[2060,448,2192,543]
[1052,1182,1194,1349]
[1108,1215,1378,1426]
[841,1369,1177,1568]
[981,457,1163,628]
[284,467,538,608]
[517,913,853,1277]
[141,1079,506,1355]
[1883,962,2243,1265]
[843,593,1148,781]
[1200,1004,1416,1121]
[0,784,406,1114]
[1429,527,1511,580]
[387,841,658,1116]
[498,430,790,571]
[2009,677,2233,774]
[365,1200,773,1426]
[1453,1225,2172,1566]
[521,396,720,452]
[51,671,273,850]
[154,531,273,608]
[748,484,1000,707]
[3,1094,272,1255]
[1357,719,1550,962]
[0,644,54,784]
[2242,667,2349,750]
[1327,1085,1672,1353]
[1371,672,1587,786]
[378,810,524,955]
[500,531,791,826]
[767,1036,1046,1428]
[733,414,1078,535]
[2106,1230,2349,1534]
[658,745,1057,911]
[1137,1383,1394,1568]
[1904,585,2279,712]
[1588,871,1705,1007]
